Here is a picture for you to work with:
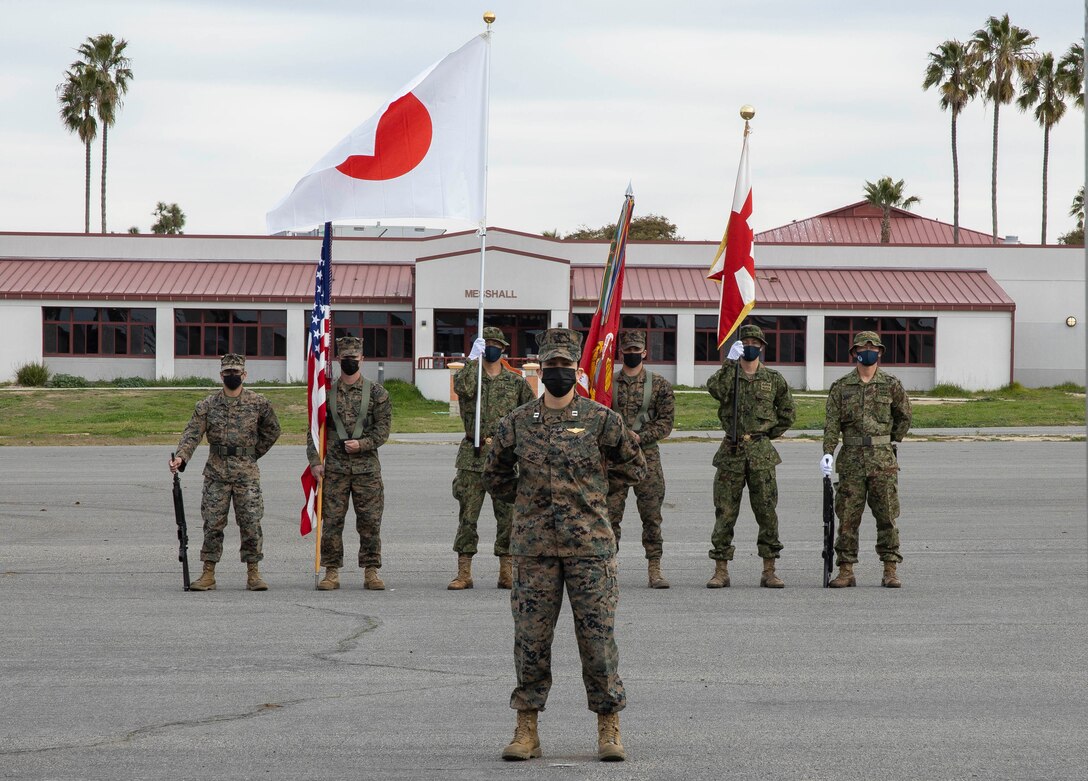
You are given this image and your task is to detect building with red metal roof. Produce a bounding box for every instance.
[0,203,1082,394]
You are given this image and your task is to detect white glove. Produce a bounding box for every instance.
[726,340,743,361]
[820,454,834,478]
[468,337,486,360]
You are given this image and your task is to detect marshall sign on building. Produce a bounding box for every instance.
[0,203,1083,399]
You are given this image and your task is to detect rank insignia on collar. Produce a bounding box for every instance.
[567,427,585,434]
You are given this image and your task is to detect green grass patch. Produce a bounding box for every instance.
[0,383,1082,446]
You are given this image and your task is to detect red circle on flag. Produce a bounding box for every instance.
[335,92,433,181]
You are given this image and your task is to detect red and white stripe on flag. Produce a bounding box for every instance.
[300,229,332,536]
[707,133,755,348]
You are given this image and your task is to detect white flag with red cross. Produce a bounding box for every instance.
[707,132,755,348]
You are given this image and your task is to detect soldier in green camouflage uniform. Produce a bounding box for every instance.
[449,326,535,591]
[485,328,644,763]
[607,329,675,589]
[822,331,912,588]
[169,353,281,591]
[705,324,796,589]
[307,337,393,591]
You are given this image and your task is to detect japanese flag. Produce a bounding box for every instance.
[267,34,488,234]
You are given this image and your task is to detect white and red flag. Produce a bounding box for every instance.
[707,132,755,348]
[267,34,489,233]
[299,224,332,536]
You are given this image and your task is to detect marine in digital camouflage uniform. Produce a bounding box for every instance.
[448,326,535,591]
[169,353,281,592]
[822,330,912,588]
[607,329,675,589]
[705,324,796,589]
[485,328,644,763]
[307,337,392,591]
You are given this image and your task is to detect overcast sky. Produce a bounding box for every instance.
[1,0,1083,243]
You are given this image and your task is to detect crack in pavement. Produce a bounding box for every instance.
[297,602,497,679]
[0,601,499,758]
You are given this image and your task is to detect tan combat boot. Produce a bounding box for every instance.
[497,555,513,590]
[706,560,730,588]
[190,561,216,591]
[363,566,385,590]
[501,710,542,761]
[597,712,626,762]
[246,562,268,591]
[881,561,902,588]
[317,567,339,591]
[447,554,473,590]
[760,558,784,588]
[828,562,856,588]
[647,558,670,589]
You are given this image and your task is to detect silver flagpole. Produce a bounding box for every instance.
[473,12,495,455]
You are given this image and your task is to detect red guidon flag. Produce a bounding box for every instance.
[707,132,755,347]
[576,188,634,408]
[267,34,488,233]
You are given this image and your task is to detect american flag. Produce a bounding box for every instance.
[300,222,332,536]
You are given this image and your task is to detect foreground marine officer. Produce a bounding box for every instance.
[821,331,912,588]
[485,328,645,763]
[169,353,281,591]
[607,329,675,588]
[448,326,535,590]
[308,336,392,591]
[705,324,795,588]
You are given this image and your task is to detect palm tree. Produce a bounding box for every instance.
[969,15,1037,243]
[76,34,133,234]
[57,67,102,233]
[1017,52,1069,244]
[1057,42,1084,110]
[923,40,978,244]
[1072,186,1085,231]
[863,177,921,244]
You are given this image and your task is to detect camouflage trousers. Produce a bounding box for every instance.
[607,448,665,559]
[834,472,902,564]
[199,477,263,563]
[451,469,513,556]
[510,556,625,715]
[710,465,783,560]
[321,470,384,569]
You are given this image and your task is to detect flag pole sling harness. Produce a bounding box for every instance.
[611,369,654,432]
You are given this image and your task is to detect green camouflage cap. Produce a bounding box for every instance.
[482,326,509,347]
[220,353,245,370]
[538,328,582,362]
[619,330,646,350]
[852,331,885,350]
[336,336,363,357]
[738,324,767,346]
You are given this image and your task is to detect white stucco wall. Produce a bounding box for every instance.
[934,311,1014,390]
[44,357,156,381]
[0,303,44,381]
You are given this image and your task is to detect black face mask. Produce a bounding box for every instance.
[742,345,762,362]
[541,367,577,397]
[222,374,243,390]
[622,353,643,368]
[340,358,360,375]
[483,345,503,363]
[855,350,880,367]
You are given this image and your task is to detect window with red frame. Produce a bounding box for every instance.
[43,307,156,356]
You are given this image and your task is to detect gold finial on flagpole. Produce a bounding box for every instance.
[483,11,496,28]
[740,104,755,137]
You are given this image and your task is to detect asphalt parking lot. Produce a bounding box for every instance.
[1,439,1085,780]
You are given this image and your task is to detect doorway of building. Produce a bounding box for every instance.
[434,310,548,359]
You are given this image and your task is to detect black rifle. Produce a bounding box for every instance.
[822,475,835,588]
[171,453,191,591]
